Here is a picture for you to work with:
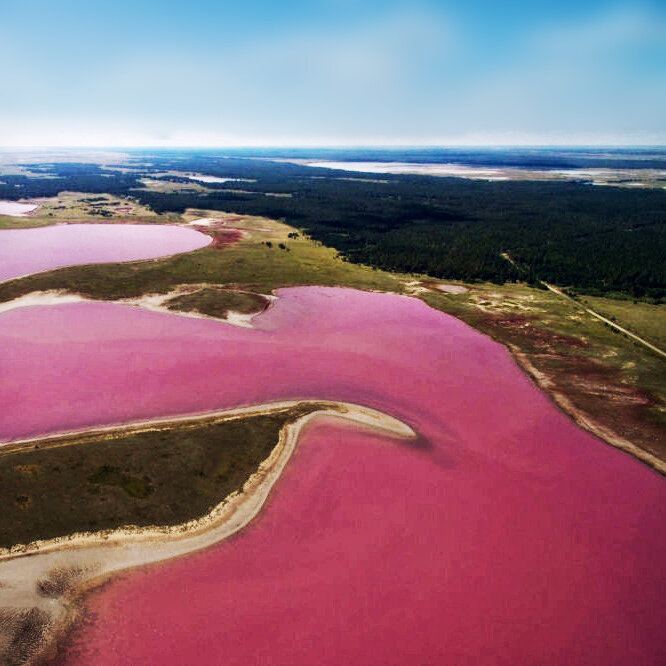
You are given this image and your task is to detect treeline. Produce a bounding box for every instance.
[0,169,141,200]
[6,154,666,300]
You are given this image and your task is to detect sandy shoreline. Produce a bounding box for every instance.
[509,345,666,475]
[0,286,273,329]
[0,400,414,664]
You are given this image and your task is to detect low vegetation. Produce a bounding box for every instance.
[165,287,268,319]
[575,295,666,349]
[0,405,321,549]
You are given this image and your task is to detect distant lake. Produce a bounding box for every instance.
[0,200,38,216]
[0,223,210,282]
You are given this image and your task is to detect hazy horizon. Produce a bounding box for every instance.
[2,144,666,151]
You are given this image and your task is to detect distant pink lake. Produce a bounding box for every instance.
[0,288,664,664]
[0,200,38,216]
[0,223,210,282]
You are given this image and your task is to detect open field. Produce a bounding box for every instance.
[578,295,666,349]
[134,177,211,194]
[300,160,666,188]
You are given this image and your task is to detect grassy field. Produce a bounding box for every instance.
[165,287,268,319]
[0,405,320,549]
[578,295,666,349]
[0,191,174,229]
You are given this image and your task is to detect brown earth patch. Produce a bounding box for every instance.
[211,229,244,248]
[37,567,92,599]
[479,312,588,353]
[528,352,664,463]
[0,607,51,666]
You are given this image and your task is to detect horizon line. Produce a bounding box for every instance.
[1,144,666,151]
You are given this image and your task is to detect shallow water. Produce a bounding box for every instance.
[1,287,664,664]
[0,223,210,281]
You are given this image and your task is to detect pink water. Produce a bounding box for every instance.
[0,224,210,281]
[1,288,664,664]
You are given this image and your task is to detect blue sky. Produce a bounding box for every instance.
[1,0,664,146]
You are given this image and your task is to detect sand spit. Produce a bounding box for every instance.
[0,401,414,664]
[0,291,88,314]
[0,286,275,329]
[123,286,275,328]
[403,280,469,295]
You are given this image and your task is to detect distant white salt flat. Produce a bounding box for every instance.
[305,161,666,186]
[183,173,253,184]
[306,162,512,180]
[0,200,38,216]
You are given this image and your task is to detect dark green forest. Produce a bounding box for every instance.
[3,153,665,300]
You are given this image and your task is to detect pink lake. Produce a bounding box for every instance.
[0,223,210,282]
[0,288,664,665]
[0,200,39,217]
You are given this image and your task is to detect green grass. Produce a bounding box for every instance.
[0,405,320,549]
[579,295,666,349]
[0,216,52,229]
[166,287,268,318]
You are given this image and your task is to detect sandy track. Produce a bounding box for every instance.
[543,282,666,359]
